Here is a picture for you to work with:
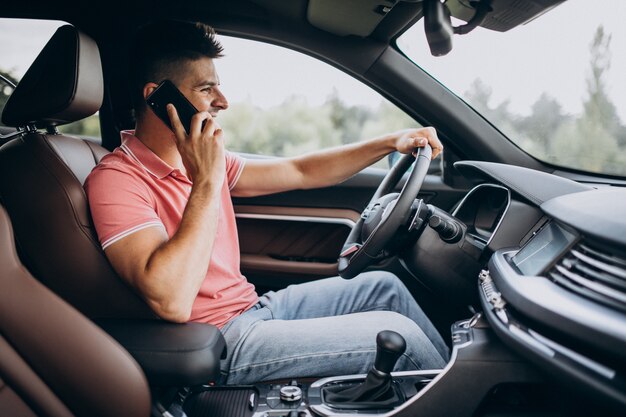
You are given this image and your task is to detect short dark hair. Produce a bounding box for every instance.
[130,20,224,114]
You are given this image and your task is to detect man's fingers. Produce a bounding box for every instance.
[427,127,444,159]
[190,111,212,136]
[413,137,428,147]
[410,137,427,157]
[166,104,186,142]
[400,128,443,159]
[417,128,443,159]
[431,141,443,159]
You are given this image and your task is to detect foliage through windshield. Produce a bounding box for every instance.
[398,0,626,177]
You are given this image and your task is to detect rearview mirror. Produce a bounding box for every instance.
[423,0,493,56]
[423,0,453,56]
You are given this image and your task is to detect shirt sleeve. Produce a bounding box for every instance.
[85,165,164,250]
[225,151,246,191]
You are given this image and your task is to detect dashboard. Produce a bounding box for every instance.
[447,161,626,411]
[510,220,577,276]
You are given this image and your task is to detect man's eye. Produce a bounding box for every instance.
[202,87,212,93]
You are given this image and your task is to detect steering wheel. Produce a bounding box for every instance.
[338,145,432,278]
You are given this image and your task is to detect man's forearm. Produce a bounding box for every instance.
[232,127,440,198]
[292,135,397,189]
[141,181,221,322]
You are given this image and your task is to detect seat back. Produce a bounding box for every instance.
[0,25,153,319]
[0,204,151,417]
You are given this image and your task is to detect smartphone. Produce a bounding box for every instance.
[146,80,199,133]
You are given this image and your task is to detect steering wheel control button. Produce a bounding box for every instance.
[280,385,303,403]
[364,204,382,224]
[361,204,377,220]
[381,199,398,221]
[408,199,428,231]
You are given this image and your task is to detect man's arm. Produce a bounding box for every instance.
[104,108,225,323]
[231,127,443,198]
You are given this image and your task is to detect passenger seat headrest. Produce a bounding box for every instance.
[1,25,103,128]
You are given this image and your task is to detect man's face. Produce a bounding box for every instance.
[175,57,228,117]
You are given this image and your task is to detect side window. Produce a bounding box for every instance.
[0,72,17,129]
[0,18,101,140]
[216,36,421,169]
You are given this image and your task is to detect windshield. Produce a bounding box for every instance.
[397,0,626,177]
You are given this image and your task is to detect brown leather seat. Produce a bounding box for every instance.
[0,25,228,391]
[0,25,154,319]
[0,205,151,417]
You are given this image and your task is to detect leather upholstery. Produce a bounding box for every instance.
[1,25,103,128]
[0,205,151,417]
[0,25,230,390]
[0,24,154,319]
[0,133,154,319]
[0,377,38,417]
[98,319,227,387]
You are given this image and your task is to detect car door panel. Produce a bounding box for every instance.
[234,168,468,291]
[235,205,358,291]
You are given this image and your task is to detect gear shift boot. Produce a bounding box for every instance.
[322,372,404,410]
[321,330,407,410]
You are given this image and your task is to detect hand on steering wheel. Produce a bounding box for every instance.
[338,145,432,278]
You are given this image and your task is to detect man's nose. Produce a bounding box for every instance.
[212,88,229,110]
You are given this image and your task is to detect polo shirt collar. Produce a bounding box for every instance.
[120,130,177,180]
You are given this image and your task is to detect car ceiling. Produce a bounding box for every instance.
[3,0,566,42]
[0,0,563,169]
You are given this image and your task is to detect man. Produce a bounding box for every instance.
[85,20,448,385]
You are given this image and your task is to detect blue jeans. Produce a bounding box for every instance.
[220,271,449,385]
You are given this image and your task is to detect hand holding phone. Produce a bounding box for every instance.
[146,79,225,184]
[146,80,199,134]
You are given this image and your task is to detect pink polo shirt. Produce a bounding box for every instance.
[85,130,258,328]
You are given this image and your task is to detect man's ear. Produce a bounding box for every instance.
[142,82,160,100]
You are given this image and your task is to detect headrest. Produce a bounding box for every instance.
[1,25,103,128]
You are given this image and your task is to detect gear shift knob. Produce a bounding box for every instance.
[374,330,407,374]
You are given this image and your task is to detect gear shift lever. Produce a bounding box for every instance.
[323,330,406,407]
[374,330,407,374]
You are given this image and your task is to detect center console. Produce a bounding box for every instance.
[178,316,543,417]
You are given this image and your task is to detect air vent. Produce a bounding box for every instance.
[548,242,626,313]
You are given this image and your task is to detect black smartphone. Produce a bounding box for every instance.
[146,80,199,134]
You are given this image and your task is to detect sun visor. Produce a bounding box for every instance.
[307,0,420,37]
[446,0,566,32]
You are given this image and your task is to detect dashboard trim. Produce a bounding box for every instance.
[453,161,592,205]
[479,273,626,408]
[235,213,356,229]
[541,188,626,247]
[479,271,626,408]
[451,183,511,248]
[489,249,626,359]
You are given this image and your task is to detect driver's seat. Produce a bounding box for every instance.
[0,204,151,417]
[0,25,154,319]
[0,24,228,391]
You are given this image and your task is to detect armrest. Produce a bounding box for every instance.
[97,319,226,387]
